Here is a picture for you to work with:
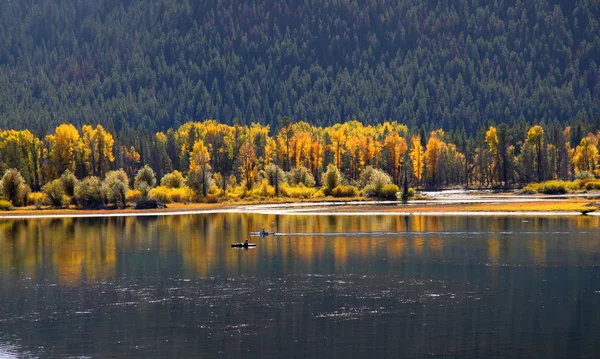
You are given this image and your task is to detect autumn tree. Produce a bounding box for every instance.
[329,126,347,170]
[572,137,598,175]
[121,146,141,183]
[383,132,408,185]
[239,142,257,190]
[46,124,82,178]
[409,135,424,189]
[424,130,446,188]
[189,141,212,196]
[82,124,115,178]
[485,126,500,184]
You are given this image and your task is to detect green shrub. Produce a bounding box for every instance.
[0,200,13,211]
[331,185,359,198]
[379,184,399,200]
[134,165,156,197]
[42,179,65,206]
[575,171,595,180]
[187,169,215,197]
[74,176,105,209]
[407,188,416,198]
[2,169,31,207]
[359,166,376,188]
[321,164,343,195]
[265,164,285,189]
[160,170,185,188]
[584,181,600,191]
[287,166,316,187]
[103,170,130,208]
[59,170,78,197]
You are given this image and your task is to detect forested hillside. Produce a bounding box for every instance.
[0,0,599,135]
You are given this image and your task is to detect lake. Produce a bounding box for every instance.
[1,214,600,358]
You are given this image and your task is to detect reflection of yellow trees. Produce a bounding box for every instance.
[529,238,547,265]
[2,214,599,282]
[428,237,444,258]
[0,219,117,285]
[413,237,425,257]
[387,238,407,264]
[53,219,117,285]
[488,237,500,263]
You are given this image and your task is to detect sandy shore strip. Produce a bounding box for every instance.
[0,196,598,219]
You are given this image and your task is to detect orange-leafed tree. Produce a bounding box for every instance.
[424,130,445,187]
[409,135,424,189]
[239,142,257,190]
[121,145,141,183]
[383,132,408,185]
[329,126,347,170]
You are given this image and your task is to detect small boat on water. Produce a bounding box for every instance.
[250,231,276,236]
[231,243,257,248]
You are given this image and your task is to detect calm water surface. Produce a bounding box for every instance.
[1,214,600,358]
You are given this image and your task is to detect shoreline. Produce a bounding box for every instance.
[0,195,598,219]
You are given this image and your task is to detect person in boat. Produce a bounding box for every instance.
[261,228,267,236]
[244,239,249,246]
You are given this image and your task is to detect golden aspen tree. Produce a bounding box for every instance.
[424,130,445,187]
[330,126,347,170]
[82,124,115,177]
[485,126,500,184]
[310,134,324,177]
[572,137,599,174]
[264,137,276,167]
[409,135,424,189]
[345,135,361,180]
[239,142,257,190]
[47,123,82,178]
[383,132,408,185]
[358,136,375,169]
[190,140,212,196]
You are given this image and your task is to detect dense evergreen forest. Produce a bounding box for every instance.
[0,0,599,136]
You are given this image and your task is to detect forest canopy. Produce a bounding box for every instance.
[0,0,599,135]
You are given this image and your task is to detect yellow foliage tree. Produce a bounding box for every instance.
[46,123,82,178]
[83,124,115,177]
[424,130,445,186]
[572,137,598,174]
[409,135,424,189]
[383,132,408,185]
[239,142,257,190]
